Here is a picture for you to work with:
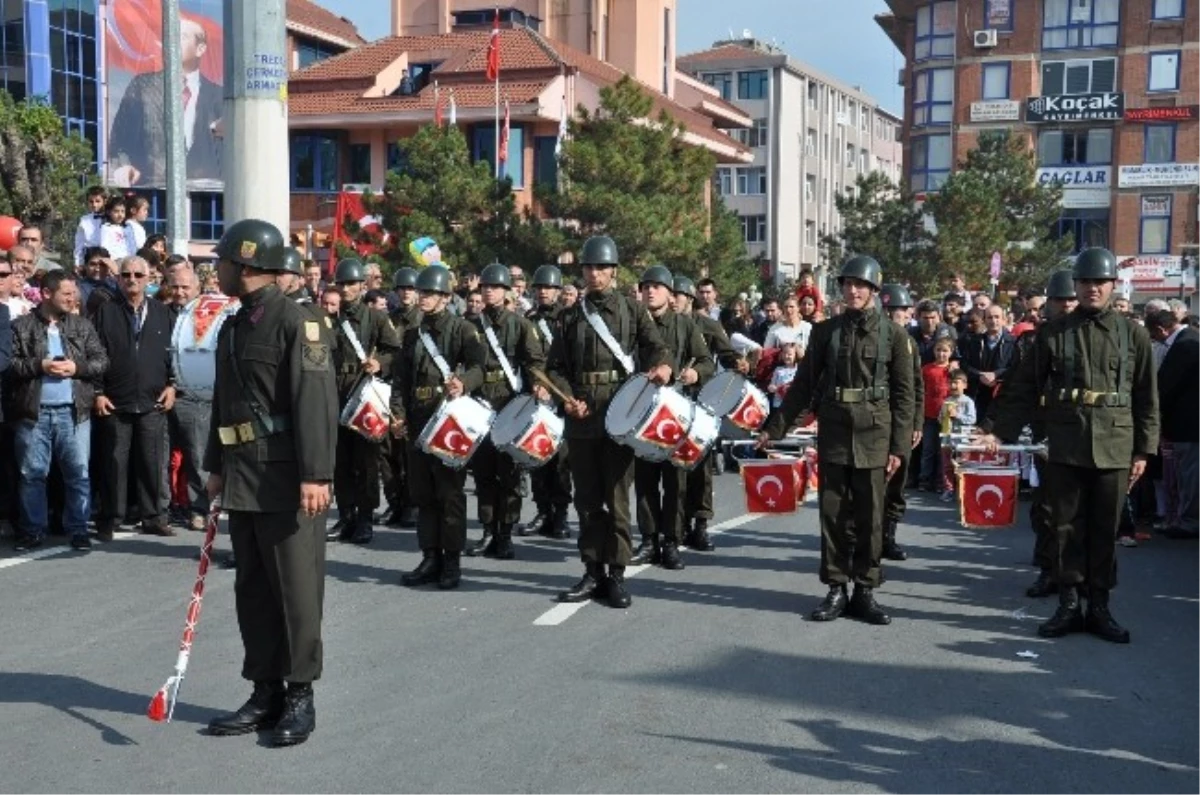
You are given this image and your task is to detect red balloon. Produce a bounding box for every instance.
[0,216,21,251]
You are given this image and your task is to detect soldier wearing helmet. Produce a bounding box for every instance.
[203,218,338,747]
[760,254,917,627]
[980,247,1159,645]
[878,283,924,565]
[376,266,423,530]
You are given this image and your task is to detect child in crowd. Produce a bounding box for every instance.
[94,195,137,259]
[767,342,800,411]
[938,369,977,502]
[919,338,956,491]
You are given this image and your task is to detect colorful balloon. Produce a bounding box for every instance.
[0,216,22,250]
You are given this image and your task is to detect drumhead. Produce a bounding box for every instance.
[491,395,537,447]
[171,294,238,396]
[605,375,656,437]
[697,371,745,416]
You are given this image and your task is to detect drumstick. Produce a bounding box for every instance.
[528,368,575,405]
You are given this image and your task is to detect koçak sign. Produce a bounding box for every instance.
[1026,92,1123,123]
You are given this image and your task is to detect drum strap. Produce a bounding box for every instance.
[339,319,370,363]
[419,328,453,381]
[581,298,635,375]
[537,318,553,348]
[481,314,522,392]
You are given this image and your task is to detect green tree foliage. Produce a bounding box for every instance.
[0,95,95,257]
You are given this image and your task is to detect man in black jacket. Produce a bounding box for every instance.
[960,303,1016,423]
[1147,309,1198,539]
[91,255,177,540]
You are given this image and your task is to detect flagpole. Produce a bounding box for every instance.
[494,74,500,179]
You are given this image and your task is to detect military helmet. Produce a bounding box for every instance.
[416,264,453,295]
[879,282,913,309]
[580,235,619,267]
[214,218,284,268]
[838,255,883,290]
[638,264,673,289]
[1072,247,1118,281]
[335,258,366,284]
[532,264,563,288]
[393,266,418,289]
[673,276,696,298]
[480,262,513,288]
[1046,268,1076,299]
[279,248,303,276]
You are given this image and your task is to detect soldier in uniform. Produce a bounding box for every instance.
[275,250,314,304]
[879,283,924,562]
[521,264,573,539]
[629,265,713,570]
[545,236,670,609]
[392,265,487,590]
[673,275,748,551]
[378,267,421,528]
[202,219,338,747]
[465,262,548,559]
[979,249,1157,643]
[326,258,401,545]
[759,255,915,625]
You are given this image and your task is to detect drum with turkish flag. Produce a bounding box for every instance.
[741,459,802,514]
[957,467,1020,528]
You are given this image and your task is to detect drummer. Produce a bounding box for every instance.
[879,283,924,563]
[673,275,748,552]
[391,265,487,591]
[465,262,548,560]
[545,236,670,609]
[378,267,421,529]
[629,265,712,570]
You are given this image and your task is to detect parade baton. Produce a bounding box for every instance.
[147,500,221,723]
[954,443,1046,454]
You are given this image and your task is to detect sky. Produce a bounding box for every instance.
[315,0,904,114]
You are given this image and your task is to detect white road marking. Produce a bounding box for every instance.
[0,531,139,571]
[532,513,756,626]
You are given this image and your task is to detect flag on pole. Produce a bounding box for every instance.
[434,82,444,126]
[555,87,568,159]
[486,8,501,82]
[498,100,510,178]
[449,90,457,125]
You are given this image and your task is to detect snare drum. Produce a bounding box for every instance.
[339,376,393,442]
[491,395,564,469]
[417,397,495,469]
[171,294,240,400]
[697,371,770,439]
[605,375,694,462]
[669,404,720,470]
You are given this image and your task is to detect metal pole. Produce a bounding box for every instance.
[162,0,189,256]
[223,0,290,235]
[494,77,500,179]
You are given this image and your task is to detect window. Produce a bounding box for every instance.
[738,70,768,99]
[859,149,869,172]
[748,117,769,148]
[1144,125,1176,163]
[915,2,955,61]
[140,190,167,237]
[911,134,952,191]
[1037,128,1113,165]
[845,142,855,168]
[804,221,816,245]
[715,167,732,196]
[662,8,671,94]
[386,141,410,175]
[295,37,338,69]
[982,62,1011,99]
[1152,0,1184,19]
[291,134,339,191]
[1140,194,1171,254]
[0,1,28,102]
[985,0,1014,30]
[805,129,816,156]
[533,135,558,188]
[737,167,766,195]
[472,124,525,187]
[848,101,857,129]
[48,1,100,163]
[807,82,818,108]
[190,192,224,241]
[702,72,733,100]
[913,68,954,125]
[1041,57,1116,95]
[1042,0,1120,50]
[805,174,815,202]
[822,132,829,159]
[1149,51,1181,92]
[348,143,371,184]
[741,214,767,243]
[729,128,749,146]
[1055,209,1109,253]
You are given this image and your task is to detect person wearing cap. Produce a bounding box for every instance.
[759,255,916,626]
[879,283,924,563]
[326,258,402,546]
[544,236,671,609]
[392,265,487,590]
[979,248,1158,644]
[378,267,422,528]
[521,264,573,539]
[202,218,339,747]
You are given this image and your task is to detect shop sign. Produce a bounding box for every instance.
[1026,92,1123,122]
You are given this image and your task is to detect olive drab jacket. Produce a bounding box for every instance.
[471,304,546,408]
[546,288,669,439]
[765,309,916,467]
[392,309,487,429]
[203,285,339,513]
[527,303,565,352]
[650,308,714,394]
[694,312,742,373]
[332,299,402,398]
[990,307,1158,469]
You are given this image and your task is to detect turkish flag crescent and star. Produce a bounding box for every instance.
[958,468,1019,528]
[729,392,767,431]
[742,460,799,514]
[350,401,388,441]
[486,9,501,82]
[518,421,556,462]
[638,404,686,448]
[429,415,475,458]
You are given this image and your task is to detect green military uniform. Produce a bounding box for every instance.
[379,301,422,525]
[525,299,572,537]
[880,285,924,562]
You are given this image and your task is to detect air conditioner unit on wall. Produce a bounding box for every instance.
[974,29,998,48]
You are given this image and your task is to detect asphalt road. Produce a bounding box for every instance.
[0,470,1196,793]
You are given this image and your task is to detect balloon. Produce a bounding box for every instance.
[0,216,22,250]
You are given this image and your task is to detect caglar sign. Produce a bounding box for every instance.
[1027,92,1124,123]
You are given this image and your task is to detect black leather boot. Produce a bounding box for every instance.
[271,683,315,747]
[491,524,515,560]
[438,551,462,590]
[659,540,685,570]
[208,681,285,735]
[1085,588,1130,644]
[400,550,442,587]
[466,524,495,557]
[847,585,891,625]
[548,506,570,539]
[348,516,374,545]
[1038,585,1085,637]
[687,517,715,551]
[326,510,354,542]
[881,519,908,561]
[559,563,603,602]
[809,585,848,622]
[397,507,418,528]
[629,536,658,566]
[605,565,632,609]
[1025,570,1058,598]
[520,509,550,537]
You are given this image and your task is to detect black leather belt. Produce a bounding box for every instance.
[579,370,621,385]
[834,386,889,404]
[218,414,293,445]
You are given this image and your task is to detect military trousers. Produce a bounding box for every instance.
[531,443,572,511]
[1029,459,1055,572]
[818,463,885,588]
[883,449,912,523]
[568,435,635,566]
[406,442,468,553]
[378,434,409,512]
[472,438,522,526]
[635,457,685,545]
[334,427,380,517]
[1043,462,1125,590]
[683,450,715,523]
[229,509,326,684]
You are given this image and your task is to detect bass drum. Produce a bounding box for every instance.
[491,394,564,470]
[171,294,240,400]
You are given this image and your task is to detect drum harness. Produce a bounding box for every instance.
[825,314,891,404]
[580,296,635,377]
[217,324,292,446]
[417,326,454,402]
[479,313,523,392]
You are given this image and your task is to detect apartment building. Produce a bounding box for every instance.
[878,0,1199,298]
[678,36,904,283]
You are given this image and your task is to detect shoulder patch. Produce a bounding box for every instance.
[301,342,329,371]
[305,321,320,342]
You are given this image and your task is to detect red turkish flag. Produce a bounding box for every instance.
[742,460,798,514]
[728,392,767,432]
[958,468,1019,528]
[428,415,475,457]
[486,9,501,81]
[350,401,388,441]
[518,421,557,462]
[638,404,686,448]
[670,436,705,468]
